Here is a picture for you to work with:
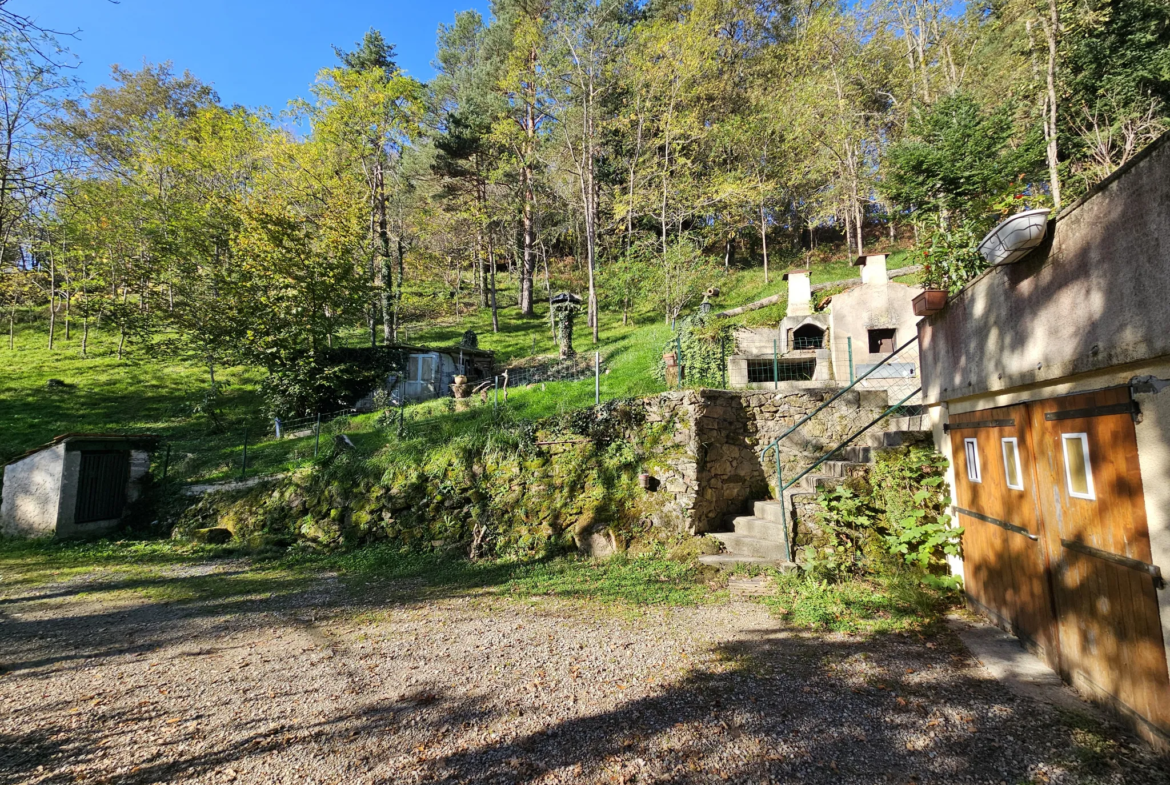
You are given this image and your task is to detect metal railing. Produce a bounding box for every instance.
[760,335,923,557]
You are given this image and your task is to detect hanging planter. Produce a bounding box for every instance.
[977,208,1052,266]
[913,289,948,316]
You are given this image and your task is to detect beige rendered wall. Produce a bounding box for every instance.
[0,444,65,537]
[827,280,923,382]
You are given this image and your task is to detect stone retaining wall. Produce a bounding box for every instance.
[635,388,888,533]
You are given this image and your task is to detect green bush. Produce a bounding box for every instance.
[655,313,733,389]
[803,446,961,589]
[260,346,408,417]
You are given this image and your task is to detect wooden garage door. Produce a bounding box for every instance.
[1027,387,1170,737]
[949,404,1060,666]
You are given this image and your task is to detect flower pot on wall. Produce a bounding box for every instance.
[913,289,948,316]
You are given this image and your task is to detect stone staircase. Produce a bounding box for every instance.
[699,421,931,570]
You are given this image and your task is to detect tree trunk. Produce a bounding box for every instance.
[518,47,538,317]
[1042,0,1062,211]
[393,234,405,342]
[375,160,394,343]
[47,255,55,350]
[487,230,499,333]
[760,203,769,284]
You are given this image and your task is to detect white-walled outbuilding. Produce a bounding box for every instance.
[1,434,159,538]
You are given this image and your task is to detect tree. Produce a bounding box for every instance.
[882,91,1044,228]
[301,47,424,344]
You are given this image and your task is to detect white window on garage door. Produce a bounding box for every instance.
[964,437,981,483]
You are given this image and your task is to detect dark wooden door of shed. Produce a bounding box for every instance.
[75,450,130,524]
[948,404,1060,667]
[952,386,1170,740]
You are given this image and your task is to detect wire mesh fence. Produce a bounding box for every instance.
[501,353,598,388]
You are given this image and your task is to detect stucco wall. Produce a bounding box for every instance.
[919,134,1170,404]
[828,280,923,383]
[0,444,65,537]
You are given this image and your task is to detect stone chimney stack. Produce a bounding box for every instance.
[854,253,889,286]
[784,269,812,316]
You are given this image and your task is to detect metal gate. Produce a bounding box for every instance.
[74,451,130,524]
[949,385,1170,740]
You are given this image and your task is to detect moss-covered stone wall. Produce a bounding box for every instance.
[173,388,885,554]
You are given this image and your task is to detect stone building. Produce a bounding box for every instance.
[727,254,923,390]
[918,131,1170,746]
[1,434,159,538]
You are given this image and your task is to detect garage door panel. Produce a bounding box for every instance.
[950,404,1059,662]
[1030,387,1170,736]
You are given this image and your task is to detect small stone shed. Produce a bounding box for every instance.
[0,434,159,538]
[355,343,495,409]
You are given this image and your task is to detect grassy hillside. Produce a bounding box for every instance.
[1,256,919,483]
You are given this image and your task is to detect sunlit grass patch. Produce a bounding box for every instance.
[764,570,954,634]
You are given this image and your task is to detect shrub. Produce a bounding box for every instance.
[261,346,408,417]
[802,446,961,589]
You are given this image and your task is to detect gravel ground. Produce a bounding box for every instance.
[1,564,1166,785]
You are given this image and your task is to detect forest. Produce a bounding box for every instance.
[1,0,1168,405]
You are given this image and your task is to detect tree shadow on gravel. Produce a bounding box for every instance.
[3,622,1162,785]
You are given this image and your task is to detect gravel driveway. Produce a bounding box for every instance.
[1,562,1165,785]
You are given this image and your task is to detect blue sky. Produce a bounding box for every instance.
[14,0,492,110]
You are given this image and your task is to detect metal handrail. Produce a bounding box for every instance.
[759,334,920,461]
[759,335,921,557]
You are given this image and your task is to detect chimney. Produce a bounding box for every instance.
[783,269,812,316]
[853,253,888,286]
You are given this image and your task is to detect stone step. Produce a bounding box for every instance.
[709,532,791,561]
[753,500,786,523]
[883,429,932,447]
[698,554,797,571]
[729,515,788,541]
[887,415,929,432]
[837,445,873,463]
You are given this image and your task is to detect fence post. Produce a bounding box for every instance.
[720,333,726,389]
[773,339,779,390]
[494,376,499,413]
[313,413,321,457]
[847,337,854,384]
[675,334,684,389]
[594,351,600,405]
[398,392,405,437]
[274,417,282,439]
[161,444,171,483]
[240,429,249,480]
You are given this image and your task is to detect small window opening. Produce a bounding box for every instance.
[964,438,982,483]
[1002,437,1024,490]
[1062,433,1096,500]
[868,328,896,354]
[792,324,824,350]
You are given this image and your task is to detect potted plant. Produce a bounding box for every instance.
[912,252,948,316]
